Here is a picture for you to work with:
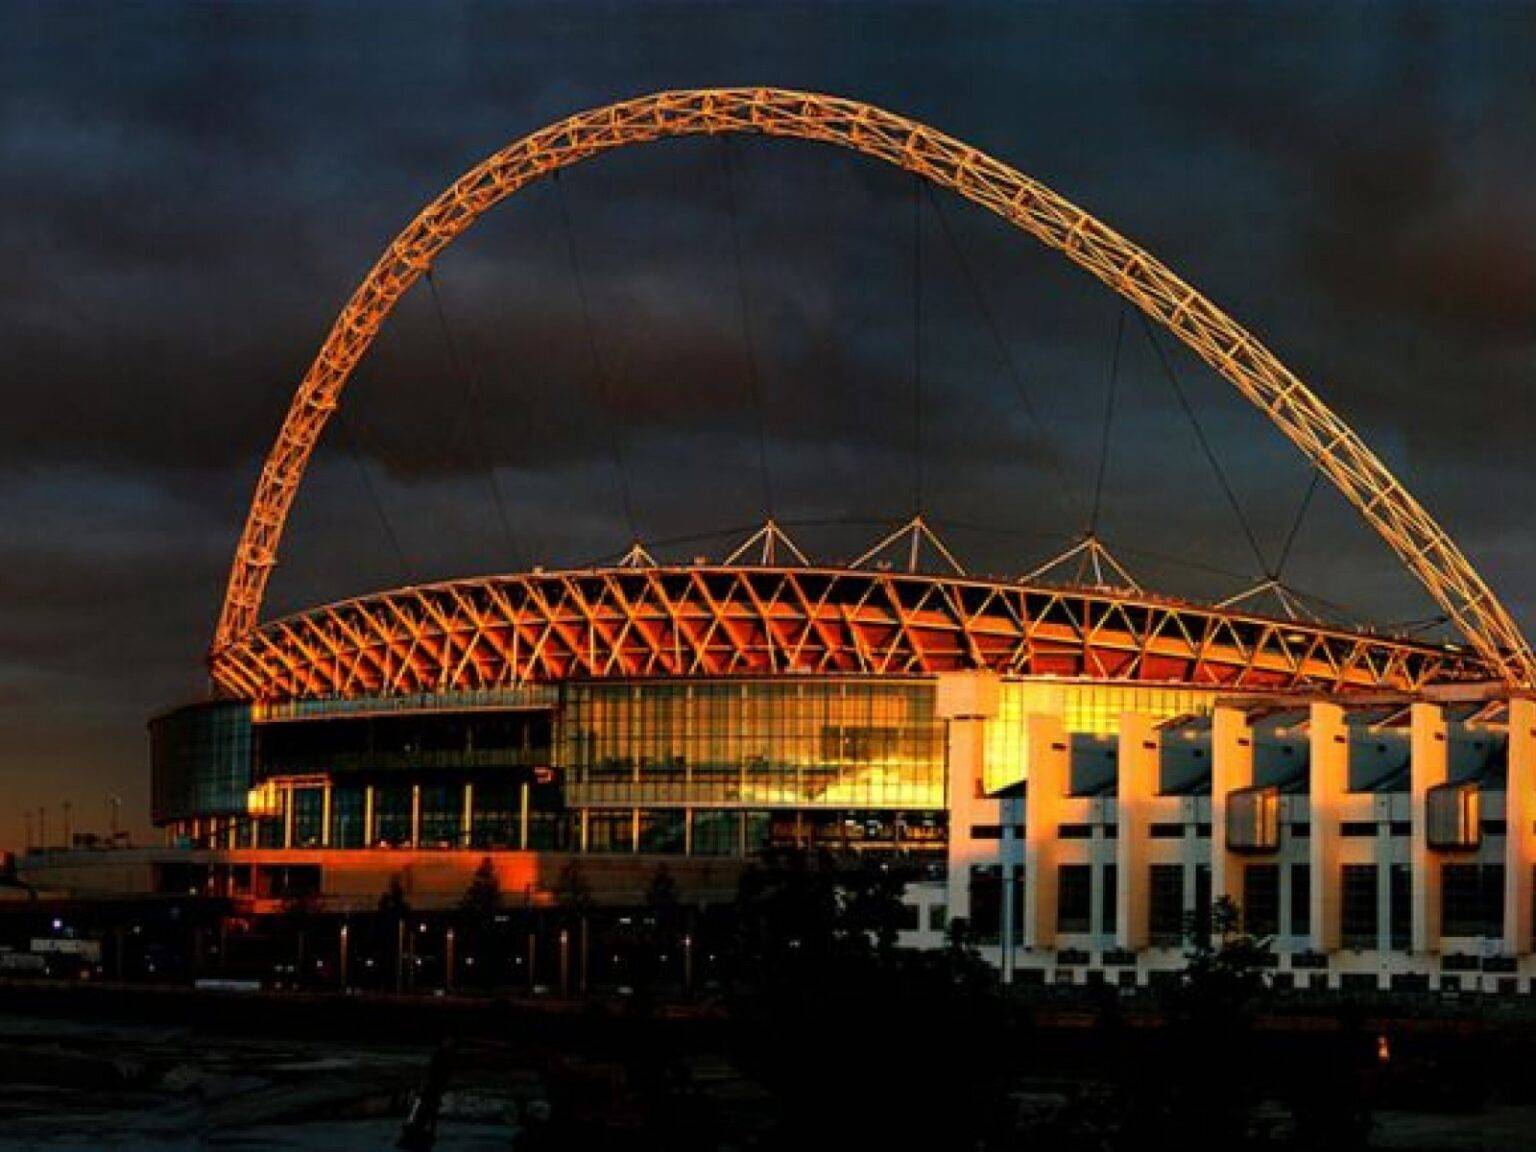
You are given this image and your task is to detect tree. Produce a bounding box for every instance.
[379,873,411,919]
[461,856,502,922]
[1176,895,1273,1025]
[727,850,1013,1148]
[1102,896,1277,1150]
[459,857,503,988]
[377,873,411,993]
[626,864,682,1001]
[554,860,592,994]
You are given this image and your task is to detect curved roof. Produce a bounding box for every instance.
[208,565,1489,703]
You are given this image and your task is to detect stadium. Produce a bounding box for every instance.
[26,90,1536,992]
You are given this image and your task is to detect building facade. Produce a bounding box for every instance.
[20,557,1526,992]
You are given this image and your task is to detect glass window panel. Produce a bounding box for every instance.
[329,785,366,849]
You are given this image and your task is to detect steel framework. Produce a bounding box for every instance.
[213,88,1533,685]
[209,565,1484,703]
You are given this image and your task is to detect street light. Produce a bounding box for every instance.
[338,922,350,989]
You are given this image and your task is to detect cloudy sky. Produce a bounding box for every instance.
[2,2,1533,845]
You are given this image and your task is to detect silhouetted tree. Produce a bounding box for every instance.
[459,857,503,987]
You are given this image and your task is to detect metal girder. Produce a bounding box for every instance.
[208,565,1486,703]
[213,88,1532,685]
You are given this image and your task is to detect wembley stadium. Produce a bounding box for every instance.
[27,89,1536,992]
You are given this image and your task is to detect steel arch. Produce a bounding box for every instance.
[213,87,1534,686]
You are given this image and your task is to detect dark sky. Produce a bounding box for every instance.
[2,2,1534,847]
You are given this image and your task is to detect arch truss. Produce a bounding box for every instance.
[213,87,1534,687]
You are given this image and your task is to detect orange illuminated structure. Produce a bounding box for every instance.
[212,561,1485,704]
[24,90,1536,997]
[210,87,1533,688]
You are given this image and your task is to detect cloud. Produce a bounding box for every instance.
[1,3,1533,842]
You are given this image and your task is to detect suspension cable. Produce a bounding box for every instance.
[1273,469,1323,581]
[551,170,640,541]
[718,139,775,517]
[911,173,925,514]
[423,269,524,567]
[335,406,414,583]
[1135,310,1270,577]
[923,185,1080,520]
[1088,305,1126,537]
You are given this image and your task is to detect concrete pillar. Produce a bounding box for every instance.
[1504,697,1536,956]
[363,785,375,848]
[461,782,474,849]
[1023,713,1068,951]
[1309,701,1349,953]
[1409,702,1450,955]
[320,783,333,848]
[410,784,421,849]
[519,782,531,850]
[282,785,294,850]
[936,671,1001,928]
[1211,705,1255,908]
[1116,713,1159,951]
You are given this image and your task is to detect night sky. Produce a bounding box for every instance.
[2,3,1533,846]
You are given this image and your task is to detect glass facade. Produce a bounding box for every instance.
[983,681,1218,793]
[561,680,945,810]
[290,787,324,848]
[150,701,254,824]
[330,784,367,849]
[470,782,519,849]
[373,783,413,848]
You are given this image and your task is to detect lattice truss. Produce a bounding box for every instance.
[214,88,1533,686]
[209,567,1484,703]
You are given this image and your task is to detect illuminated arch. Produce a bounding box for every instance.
[213,88,1534,686]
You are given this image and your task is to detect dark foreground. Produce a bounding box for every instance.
[4,981,1536,1151]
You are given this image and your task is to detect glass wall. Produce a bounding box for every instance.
[418,783,463,848]
[330,785,367,849]
[984,680,1219,793]
[561,680,945,809]
[290,787,324,848]
[470,782,519,849]
[150,701,254,824]
[373,783,413,847]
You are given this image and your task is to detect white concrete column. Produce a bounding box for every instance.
[1309,701,1349,953]
[1116,713,1159,952]
[1024,713,1068,951]
[1410,701,1450,955]
[936,671,1001,928]
[1504,697,1536,955]
[1211,705,1255,908]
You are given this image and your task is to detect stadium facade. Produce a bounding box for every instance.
[126,558,1533,992]
[20,89,1536,992]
